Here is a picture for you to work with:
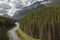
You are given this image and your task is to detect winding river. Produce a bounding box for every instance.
[7,22,20,40]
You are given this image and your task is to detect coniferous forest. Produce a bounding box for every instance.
[18,4,60,40]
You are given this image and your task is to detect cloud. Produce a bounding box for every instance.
[0,0,44,17]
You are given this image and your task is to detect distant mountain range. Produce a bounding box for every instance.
[13,1,47,20]
[0,0,43,17]
[13,1,53,20]
[0,0,60,20]
[0,0,46,20]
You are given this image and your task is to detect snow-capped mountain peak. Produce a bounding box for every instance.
[0,0,43,17]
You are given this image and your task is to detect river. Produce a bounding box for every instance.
[7,22,20,40]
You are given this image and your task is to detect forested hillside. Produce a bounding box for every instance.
[0,16,16,40]
[18,4,60,40]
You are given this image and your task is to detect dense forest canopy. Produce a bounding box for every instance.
[18,4,60,40]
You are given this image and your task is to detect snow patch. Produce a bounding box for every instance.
[0,0,43,17]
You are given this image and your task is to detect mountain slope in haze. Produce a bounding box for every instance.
[0,0,51,19]
[13,1,46,19]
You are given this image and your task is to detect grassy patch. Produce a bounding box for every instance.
[16,28,40,40]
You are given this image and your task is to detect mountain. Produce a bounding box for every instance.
[13,0,60,20]
[46,0,60,5]
[13,1,46,20]
[0,13,11,18]
[0,0,43,17]
[0,0,60,20]
[13,1,53,19]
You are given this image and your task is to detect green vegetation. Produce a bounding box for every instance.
[16,28,40,40]
[18,4,60,40]
[0,16,16,40]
